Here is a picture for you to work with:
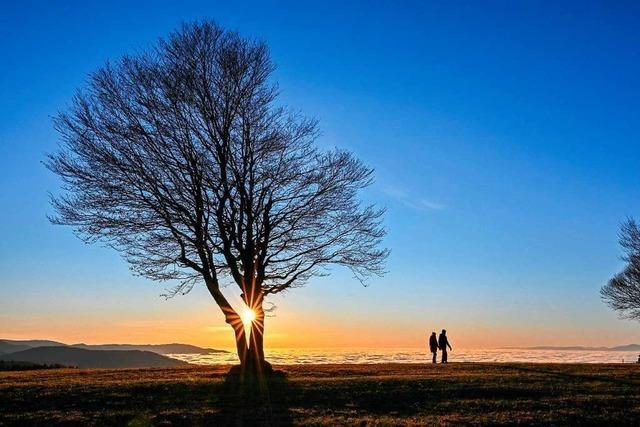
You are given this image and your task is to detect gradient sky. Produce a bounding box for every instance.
[2,1,640,349]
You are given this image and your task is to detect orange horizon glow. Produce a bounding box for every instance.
[3,306,639,350]
[3,271,640,351]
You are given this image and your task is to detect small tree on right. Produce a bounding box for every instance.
[601,218,640,320]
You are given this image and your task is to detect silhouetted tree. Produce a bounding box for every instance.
[47,21,388,373]
[601,219,640,320]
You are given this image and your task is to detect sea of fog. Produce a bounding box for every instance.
[169,348,640,365]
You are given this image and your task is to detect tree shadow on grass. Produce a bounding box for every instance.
[291,377,550,417]
[210,366,297,426]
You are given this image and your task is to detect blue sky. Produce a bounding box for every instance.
[2,1,640,348]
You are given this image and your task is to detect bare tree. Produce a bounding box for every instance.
[601,218,640,320]
[47,21,388,373]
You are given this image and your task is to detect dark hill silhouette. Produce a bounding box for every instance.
[0,339,65,354]
[70,343,227,354]
[0,339,227,356]
[0,346,188,368]
[610,344,640,351]
[1,339,66,348]
[0,341,31,354]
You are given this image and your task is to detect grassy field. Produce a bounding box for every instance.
[1,363,640,426]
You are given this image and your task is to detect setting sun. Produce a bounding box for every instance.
[241,308,256,325]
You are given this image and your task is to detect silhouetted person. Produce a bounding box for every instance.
[438,329,452,363]
[429,332,438,363]
[637,354,640,364]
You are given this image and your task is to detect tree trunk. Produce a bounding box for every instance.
[226,312,270,378]
[231,320,248,366]
[246,304,266,369]
[240,294,271,375]
[208,282,270,375]
[206,283,250,368]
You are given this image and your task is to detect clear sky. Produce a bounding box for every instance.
[2,1,640,349]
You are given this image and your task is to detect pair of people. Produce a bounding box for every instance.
[428,329,452,363]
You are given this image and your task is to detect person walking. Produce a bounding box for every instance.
[429,332,438,363]
[438,329,452,363]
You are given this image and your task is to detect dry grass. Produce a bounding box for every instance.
[1,363,640,426]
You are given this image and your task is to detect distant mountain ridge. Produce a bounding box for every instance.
[70,343,227,355]
[0,339,227,355]
[0,340,65,354]
[0,346,187,368]
[0,339,227,368]
[504,344,640,351]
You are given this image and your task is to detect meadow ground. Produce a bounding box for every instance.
[1,363,639,426]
